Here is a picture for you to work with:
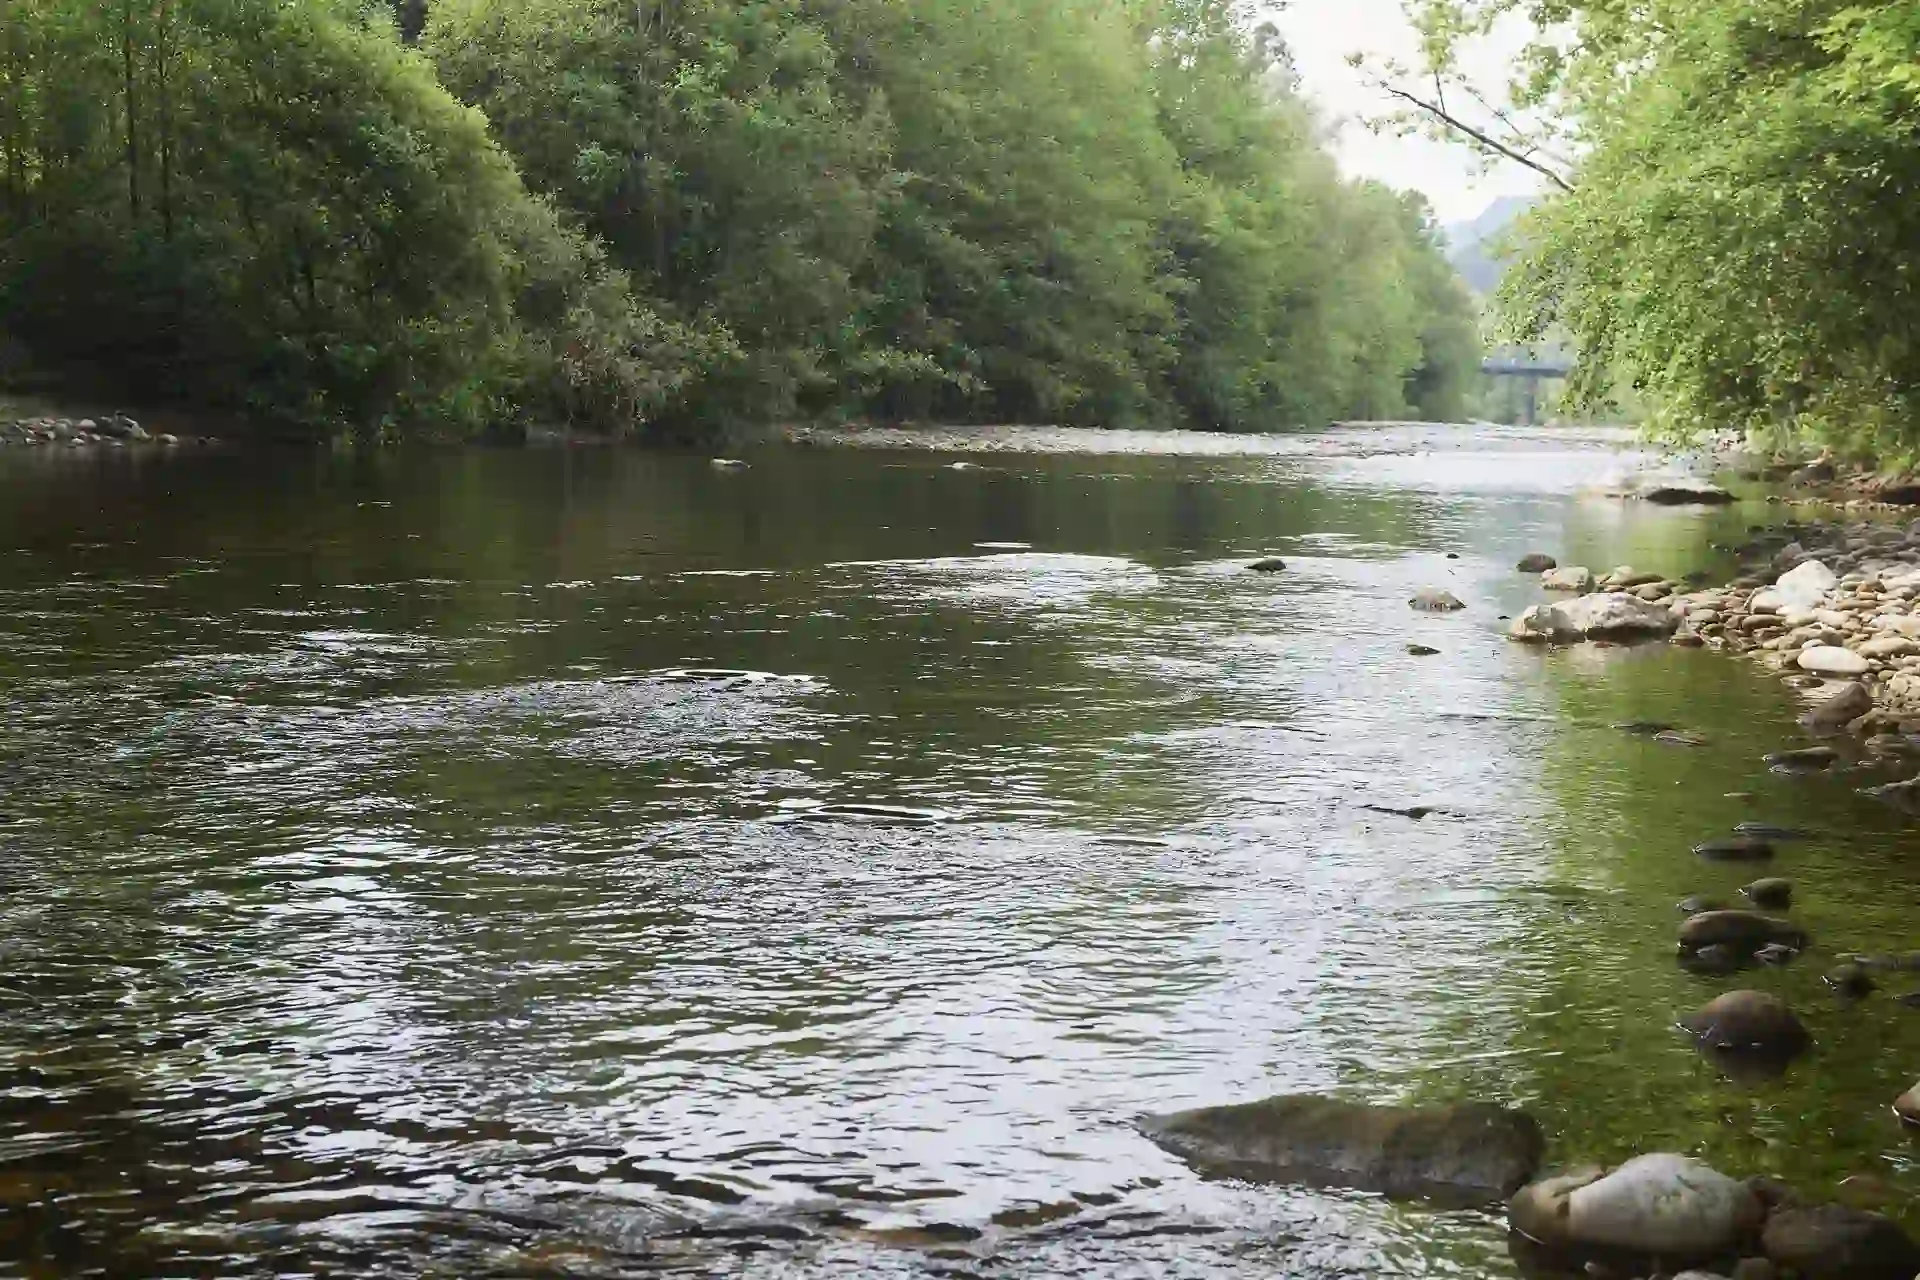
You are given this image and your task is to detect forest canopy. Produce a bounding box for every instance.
[0,0,1481,438]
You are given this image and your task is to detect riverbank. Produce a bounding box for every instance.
[1656,516,1920,743]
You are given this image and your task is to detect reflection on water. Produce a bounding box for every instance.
[0,427,1917,1277]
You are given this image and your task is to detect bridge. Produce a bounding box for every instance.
[1482,354,1571,377]
[1481,345,1571,424]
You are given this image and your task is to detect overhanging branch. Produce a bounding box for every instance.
[1377,82,1575,193]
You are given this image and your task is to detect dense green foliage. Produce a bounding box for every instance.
[0,0,720,435]
[1410,0,1920,457]
[0,0,1479,437]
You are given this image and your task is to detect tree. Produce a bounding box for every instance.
[1400,0,1920,458]
[1,0,1481,436]
[0,0,711,435]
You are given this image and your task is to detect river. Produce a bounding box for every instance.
[1,423,1917,1277]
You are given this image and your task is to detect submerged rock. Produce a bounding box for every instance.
[1679,911,1801,952]
[1694,835,1776,861]
[1517,553,1557,573]
[1845,951,1920,972]
[1766,746,1837,772]
[1731,822,1810,841]
[1410,588,1466,612]
[1643,481,1739,506]
[1681,943,1749,975]
[1824,964,1876,998]
[1860,775,1920,815]
[1137,1094,1542,1203]
[1680,989,1810,1057]
[1761,1203,1920,1280]
[1657,729,1710,746]
[1509,1153,1762,1259]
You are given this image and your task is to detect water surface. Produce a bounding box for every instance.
[2,425,1918,1277]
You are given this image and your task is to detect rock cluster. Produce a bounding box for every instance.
[1143,1089,1920,1278]
[1509,564,1688,636]
[0,415,181,448]
[1665,519,1920,734]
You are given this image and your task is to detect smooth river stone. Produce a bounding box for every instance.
[1510,1154,1762,1258]
[1798,645,1869,675]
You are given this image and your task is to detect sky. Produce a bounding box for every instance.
[1270,0,1544,225]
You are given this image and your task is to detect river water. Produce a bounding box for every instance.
[2,424,1918,1278]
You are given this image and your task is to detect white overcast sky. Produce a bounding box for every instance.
[1270,0,1544,224]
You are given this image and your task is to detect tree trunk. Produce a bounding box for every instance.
[158,0,173,241]
[122,0,141,222]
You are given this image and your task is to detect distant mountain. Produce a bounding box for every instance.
[1444,195,1535,295]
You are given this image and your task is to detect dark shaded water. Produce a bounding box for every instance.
[1,425,1918,1278]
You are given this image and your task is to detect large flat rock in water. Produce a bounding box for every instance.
[1138,1094,1543,1203]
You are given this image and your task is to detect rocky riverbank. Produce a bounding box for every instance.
[0,413,185,448]
[1506,513,1920,744]
[1663,517,1920,733]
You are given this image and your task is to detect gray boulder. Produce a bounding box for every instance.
[1138,1094,1542,1203]
[1510,1153,1762,1259]
[1508,593,1677,645]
